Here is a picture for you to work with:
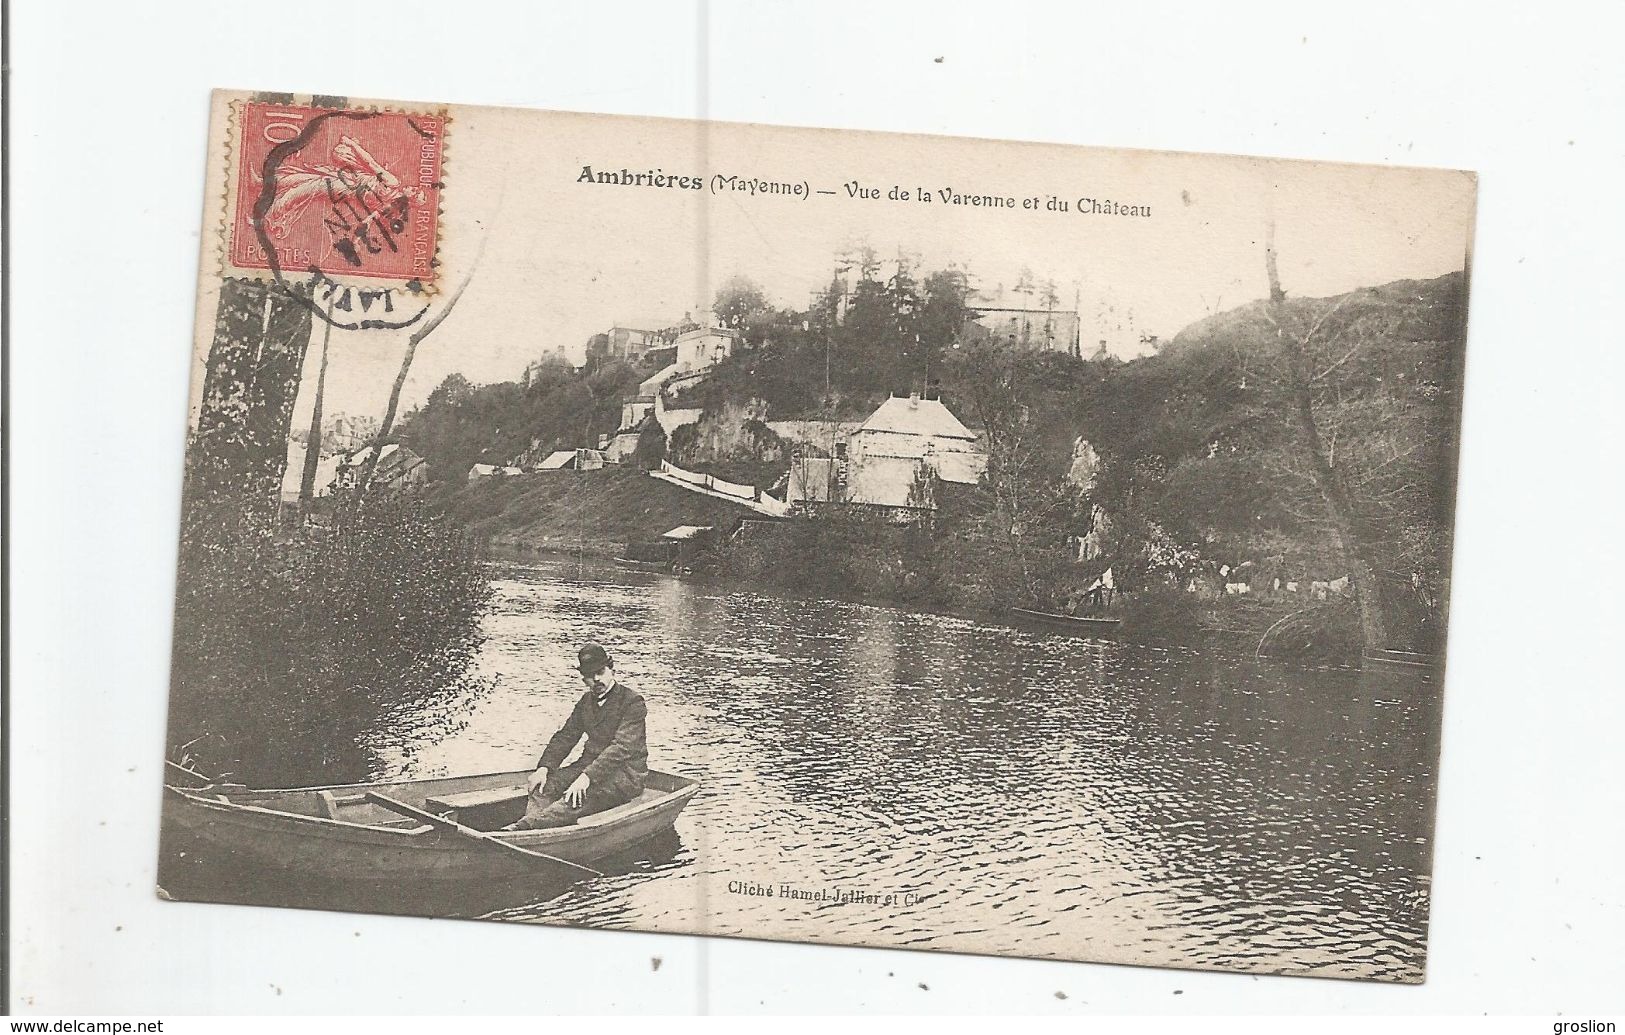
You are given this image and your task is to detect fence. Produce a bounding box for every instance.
[657,460,792,517]
[659,460,755,503]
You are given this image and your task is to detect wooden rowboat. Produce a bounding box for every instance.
[1010,606,1123,632]
[162,767,699,886]
[1361,648,1442,678]
[613,556,673,573]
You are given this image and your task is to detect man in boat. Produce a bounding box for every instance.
[503,643,648,830]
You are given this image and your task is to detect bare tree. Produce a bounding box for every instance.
[297,303,334,509]
[955,341,1084,602]
[1261,217,1390,648]
[355,273,479,498]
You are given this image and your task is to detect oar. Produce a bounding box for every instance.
[362,792,604,879]
[164,758,246,795]
[164,759,214,786]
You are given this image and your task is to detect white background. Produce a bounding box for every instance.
[7,0,1624,1016]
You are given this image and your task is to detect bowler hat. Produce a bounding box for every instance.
[576,643,613,674]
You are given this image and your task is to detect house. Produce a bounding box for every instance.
[788,453,936,523]
[787,457,839,505]
[848,394,986,485]
[966,285,1082,355]
[601,426,645,464]
[322,412,382,453]
[535,448,610,471]
[335,443,428,492]
[844,455,936,510]
[674,326,738,372]
[787,394,985,519]
[621,394,657,431]
[969,306,1083,354]
[606,325,658,363]
[468,462,524,481]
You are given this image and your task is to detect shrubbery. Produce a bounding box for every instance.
[713,510,959,610]
[1117,583,1205,642]
[1255,596,1363,665]
[168,491,493,786]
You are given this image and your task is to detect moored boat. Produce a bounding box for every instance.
[162,767,700,885]
[613,556,673,573]
[1010,606,1123,632]
[1361,648,1442,678]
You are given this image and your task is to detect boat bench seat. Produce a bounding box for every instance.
[424,785,528,829]
[425,785,528,812]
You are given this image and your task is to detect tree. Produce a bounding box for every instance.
[188,279,315,506]
[948,340,1089,603]
[297,312,334,509]
[1260,215,1390,648]
[714,275,770,332]
[354,272,478,500]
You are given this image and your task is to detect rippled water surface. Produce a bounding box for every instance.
[369,558,1442,982]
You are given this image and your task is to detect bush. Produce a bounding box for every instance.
[167,490,494,786]
[633,420,667,469]
[1118,584,1204,642]
[1256,596,1362,664]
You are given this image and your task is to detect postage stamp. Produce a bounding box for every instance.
[227,100,445,287]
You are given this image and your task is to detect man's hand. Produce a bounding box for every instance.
[564,772,591,809]
[526,767,549,795]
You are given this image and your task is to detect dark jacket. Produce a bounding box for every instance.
[537,681,648,791]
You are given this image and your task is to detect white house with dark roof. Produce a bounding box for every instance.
[788,394,987,516]
[848,393,987,486]
[336,443,428,492]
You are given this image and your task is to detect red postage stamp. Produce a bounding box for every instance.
[229,101,445,285]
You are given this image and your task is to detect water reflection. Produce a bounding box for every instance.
[338,557,1439,980]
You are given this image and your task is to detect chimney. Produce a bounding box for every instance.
[908,392,920,408]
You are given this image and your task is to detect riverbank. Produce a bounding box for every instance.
[485,544,1305,669]
[450,469,1353,662]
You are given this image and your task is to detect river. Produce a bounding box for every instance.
[358,556,1442,982]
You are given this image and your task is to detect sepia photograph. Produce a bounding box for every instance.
[156,90,1477,983]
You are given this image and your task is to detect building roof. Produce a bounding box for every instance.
[661,525,713,540]
[341,442,398,467]
[340,442,424,481]
[858,395,977,441]
[536,450,578,470]
[973,305,1081,316]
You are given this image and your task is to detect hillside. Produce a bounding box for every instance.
[445,468,762,557]
[404,267,1466,651]
[1166,273,1466,356]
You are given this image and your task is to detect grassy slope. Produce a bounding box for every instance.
[443,468,762,557]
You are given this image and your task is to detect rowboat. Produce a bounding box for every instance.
[1361,648,1442,678]
[162,767,700,886]
[1010,606,1123,632]
[613,556,674,573]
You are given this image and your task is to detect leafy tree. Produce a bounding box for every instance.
[714,275,770,333]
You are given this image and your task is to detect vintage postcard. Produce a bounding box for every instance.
[160,89,1476,982]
